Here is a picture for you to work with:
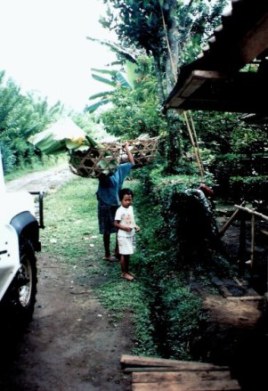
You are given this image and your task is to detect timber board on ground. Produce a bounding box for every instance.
[121,355,241,391]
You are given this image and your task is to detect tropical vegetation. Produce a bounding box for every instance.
[1,0,267,361]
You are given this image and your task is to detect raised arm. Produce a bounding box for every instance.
[123,142,135,165]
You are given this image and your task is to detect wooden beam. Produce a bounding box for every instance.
[240,12,268,63]
[132,379,241,391]
[120,355,227,371]
[168,70,227,109]
[132,371,233,383]
[234,205,268,221]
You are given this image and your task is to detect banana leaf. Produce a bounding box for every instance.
[28,129,66,154]
[96,158,118,175]
[28,118,97,154]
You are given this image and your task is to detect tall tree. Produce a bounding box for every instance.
[101,0,228,100]
[100,0,228,171]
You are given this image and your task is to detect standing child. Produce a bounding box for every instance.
[96,142,135,262]
[114,188,140,281]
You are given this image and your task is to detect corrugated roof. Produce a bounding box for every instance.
[164,0,268,116]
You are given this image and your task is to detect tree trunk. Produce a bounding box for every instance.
[152,54,166,103]
[163,0,180,93]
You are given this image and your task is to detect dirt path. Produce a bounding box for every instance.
[1,163,133,391]
[6,163,74,193]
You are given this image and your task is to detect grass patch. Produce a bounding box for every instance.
[41,175,101,263]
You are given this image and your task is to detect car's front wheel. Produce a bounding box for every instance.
[4,240,38,324]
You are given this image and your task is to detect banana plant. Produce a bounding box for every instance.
[86,68,131,113]
[86,37,144,113]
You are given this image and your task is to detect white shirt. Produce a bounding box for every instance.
[115,205,136,237]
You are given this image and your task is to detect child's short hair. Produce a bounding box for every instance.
[119,188,134,200]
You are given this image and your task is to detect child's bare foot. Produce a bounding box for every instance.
[121,272,134,281]
[103,256,117,262]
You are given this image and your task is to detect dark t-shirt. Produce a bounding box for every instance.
[96,163,133,206]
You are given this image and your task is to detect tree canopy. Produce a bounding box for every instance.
[101,0,228,99]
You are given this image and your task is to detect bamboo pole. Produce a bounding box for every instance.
[219,201,246,236]
[234,205,268,222]
[188,112,205,178]
[183,112,204,180]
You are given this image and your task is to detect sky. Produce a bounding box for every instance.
[0,0,117,112]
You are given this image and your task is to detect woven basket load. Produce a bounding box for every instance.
[69,137,159,178]
[126,137,159,166]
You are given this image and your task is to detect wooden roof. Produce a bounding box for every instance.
[164,0,268,118]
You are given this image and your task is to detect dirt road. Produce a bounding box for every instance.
[1,163,133,391]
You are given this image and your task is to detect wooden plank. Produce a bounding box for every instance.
[121,355,227,371]
[132,371,233,383]
[227,296,262,301]
[124,367,190,373]
[124,365,228,373]
[132,379,241,391]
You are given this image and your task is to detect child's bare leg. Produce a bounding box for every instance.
[103,233,110,258]
[120,254,126,273]
[114,234,119,258]
[126,257,135,277]
[121,255,133,281]
[124,255,130,273]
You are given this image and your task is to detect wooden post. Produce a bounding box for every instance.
[238,213,247,275]
[250,214,255,268]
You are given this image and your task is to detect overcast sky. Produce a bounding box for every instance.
[0,0,117,111]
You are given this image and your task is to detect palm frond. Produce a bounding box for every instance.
[91,68,117,76]
[85,99,111,113]
[115,72,131,88]
[87,36,138,64]
[88,91,114,100]
[91,74,115,87]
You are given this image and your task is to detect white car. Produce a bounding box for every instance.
[0,152,44,324]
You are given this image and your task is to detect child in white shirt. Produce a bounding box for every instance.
[114,188,140,281]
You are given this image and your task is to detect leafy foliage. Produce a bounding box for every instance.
[231,126,268,154]
[0,71,64,172]
[160,280,203,359]
[99,56,169,140]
